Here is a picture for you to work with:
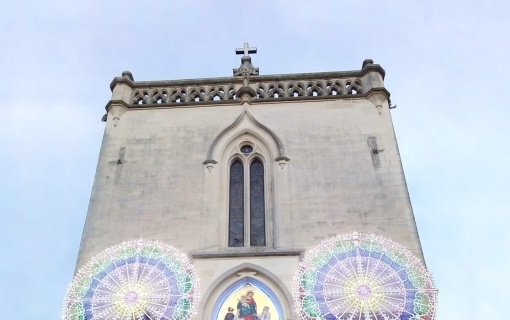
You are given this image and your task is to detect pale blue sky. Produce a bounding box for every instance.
[0,1,508,319]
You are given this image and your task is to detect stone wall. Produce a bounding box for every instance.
[77,97,422,258]
[75,73,423,318]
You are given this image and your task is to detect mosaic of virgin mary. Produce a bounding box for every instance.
[217,283,279,320]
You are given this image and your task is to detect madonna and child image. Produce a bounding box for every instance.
[221,289,273,320]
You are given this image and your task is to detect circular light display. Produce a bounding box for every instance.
[63,240,200,320]
[293,233,438,320]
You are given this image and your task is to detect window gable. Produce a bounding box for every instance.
[227,139,269,247]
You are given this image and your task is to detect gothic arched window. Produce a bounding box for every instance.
[250,160,266,246]
[228,154,266,247]
[229,160,245,247]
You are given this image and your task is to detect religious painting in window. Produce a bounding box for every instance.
[250,160,266,246]
[229,160,244,247]
[215,281,281,320]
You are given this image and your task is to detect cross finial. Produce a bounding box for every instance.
[233,42,259,85]
[236,42,257,57]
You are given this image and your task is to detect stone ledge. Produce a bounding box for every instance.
[104,87,391,111]
[191,248,303,259]
[109,64,386,91]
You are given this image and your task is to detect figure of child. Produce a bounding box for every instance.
[237,295,253,320]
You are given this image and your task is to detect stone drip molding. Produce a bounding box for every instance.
[105,60,390,111]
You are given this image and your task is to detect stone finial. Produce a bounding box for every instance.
[234,56,260,78]
[233,43,259,79]
[122,71,134,81]
[233,43,259,99]
[362,59,374,69]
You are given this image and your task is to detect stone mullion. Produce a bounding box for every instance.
[243,157,250,247]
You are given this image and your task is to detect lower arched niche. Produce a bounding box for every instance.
[200,263,294,320]
[214,278,282,320]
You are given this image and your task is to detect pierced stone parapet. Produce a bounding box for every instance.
[108,63,388,108]
[130,77,365,106]
[131,85,237,105]
[255,78,364,99]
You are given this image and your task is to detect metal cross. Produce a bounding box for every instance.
[235,42,257,57]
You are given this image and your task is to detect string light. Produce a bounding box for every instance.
[292,232,438,320]
[62,239,200,320]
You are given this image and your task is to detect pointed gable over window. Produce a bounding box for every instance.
[205,109,289,248]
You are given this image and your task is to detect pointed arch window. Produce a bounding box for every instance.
[229,160,245,247]
[250,160,265,246]
[228,155,266,247]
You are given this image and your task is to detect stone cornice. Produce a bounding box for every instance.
[104,99,130,111]
[109,64,385,92]
[191,248,303,259]
[110,77,135,91]
[104,87,390,111]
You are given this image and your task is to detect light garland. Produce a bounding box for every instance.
[293,233,438,320]
[62,239,200,320]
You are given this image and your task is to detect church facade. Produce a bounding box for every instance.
[71,45,431,320]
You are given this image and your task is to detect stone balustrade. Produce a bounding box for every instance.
[107,61,388,108]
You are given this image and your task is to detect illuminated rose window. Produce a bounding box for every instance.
[62,240,200,320]
[293,233,438,320]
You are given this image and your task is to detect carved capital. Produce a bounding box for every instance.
[367,91,390,115]
[203,160,218,172]
[105,102,129,127]
[275,157,290,169]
